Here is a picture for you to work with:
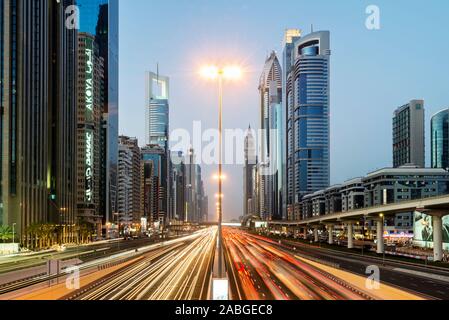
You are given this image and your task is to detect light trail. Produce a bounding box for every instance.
[69,228,217,301]
[223,228,370,300]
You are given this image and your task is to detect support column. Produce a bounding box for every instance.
[314,228,319,243]
[376,220,384,254]
[347,223,354,249]
[327,225,334,245]
[433,215,443,262]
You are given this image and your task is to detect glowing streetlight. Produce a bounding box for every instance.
[200,64,242,279]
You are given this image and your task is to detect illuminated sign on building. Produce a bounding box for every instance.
[85,130,94,203]
[84,36,95,203]
[85,37,94,122]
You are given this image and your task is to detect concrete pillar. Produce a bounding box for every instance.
[433,215,443,262]
[376,220,384,254]
[314,228,319,243]
[327,225,334,245]
[347,223,354,249]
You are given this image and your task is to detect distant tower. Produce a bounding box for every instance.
[243,126,257,216]
[145,71,170,151]
[258,52,284,221]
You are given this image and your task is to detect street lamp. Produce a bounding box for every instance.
[12,223,16,245]
[201,64,242,279]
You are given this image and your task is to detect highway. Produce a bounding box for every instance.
[261,235,449,300]
[63,228,217,301]
[223,228,426,300]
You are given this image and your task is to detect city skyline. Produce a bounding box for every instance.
[119,0,449,221]
[2,0,449,305]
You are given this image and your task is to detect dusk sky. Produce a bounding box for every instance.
[119,0,449,221]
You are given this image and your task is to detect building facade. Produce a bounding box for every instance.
[141,145,168,227]
[145,71,169,151]
[393,100,425,168]
[78,0,119,226]
[243,126,256,217]
[258,52,284,221]
[76,32,104,229]
[170,151,186,222]
[285,30,331,220]
[0,0,78,243]
[118,136,141,224]
[300,167,449,218]
[431,109,449,170]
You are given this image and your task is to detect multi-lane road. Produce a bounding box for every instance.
[64,228,217,300]
[2,226,449,300]
[223,228,447,300]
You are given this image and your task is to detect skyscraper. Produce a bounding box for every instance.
[118,136,142,224]
[243,126,256,217]
[170,151,186,222]
[258,51,283,221]
[393,100,425,168]
[141,145,168,227]
[431,109,449,170]
[76,32,104,230]
[78,0,119,226]
[145,71,169,151]
[284,30,331,220]
[0,0,78,243]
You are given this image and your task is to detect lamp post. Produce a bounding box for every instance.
[201,65,241,279]
[12,223,16,245]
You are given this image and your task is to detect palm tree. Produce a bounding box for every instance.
[0,226,14,243]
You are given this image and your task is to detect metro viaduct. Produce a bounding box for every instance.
[268,194,449,262]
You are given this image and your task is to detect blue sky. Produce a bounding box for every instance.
[119,0,449,221]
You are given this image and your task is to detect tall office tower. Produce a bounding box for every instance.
[145,71,169,151]
[118,136,142,224]
[284,30,331,220]
[170,151,186,222]
[141,145,168,227]
[431,109,449,169]
[243,126,257,216]
[283,29,301,221]
[0,0,77,243]
[78,0,119,226]
[259,51,283,221]
[393,100,425,168]
[76,33,104,230]
[185,148,198,223]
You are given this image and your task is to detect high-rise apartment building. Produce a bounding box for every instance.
[141,145,168,227]
[284,30,331,220]
[393,100,425,168]
[0,0,78,243]
[78,0,119,226]
[76,33,104,229]
[431,109,449,170]
[118,136,142,224]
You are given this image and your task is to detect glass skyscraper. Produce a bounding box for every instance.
[258,52,284,221]
[145,71,170,151]
[78,0,119,225]
[284,30,331,220]
[1,0,78,243]
[431,109,449,170]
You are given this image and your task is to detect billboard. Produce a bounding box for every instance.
[414,212,449,249]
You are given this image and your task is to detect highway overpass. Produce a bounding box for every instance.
[268,194,449,262]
